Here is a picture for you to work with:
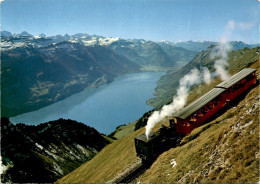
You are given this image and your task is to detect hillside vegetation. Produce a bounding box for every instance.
[108,121,137,140]
[57,60,259,183]
[166,40,257,52]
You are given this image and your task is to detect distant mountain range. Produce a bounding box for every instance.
[1,118,111,183]
[160,40,258,52]
[1,31,258,118]
[2,31,257,52]
[1,31,198,117]
[1,31,199,66]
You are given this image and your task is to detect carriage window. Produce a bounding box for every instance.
[246,74,255,81]
[189,116,197,122]
[208,102,215,109]
[213,97,220,105]
[201,107,208,114]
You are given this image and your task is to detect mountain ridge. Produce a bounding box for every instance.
[1,118,111,183]
[1,41,140,117]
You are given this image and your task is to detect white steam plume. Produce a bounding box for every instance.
[145,68,201,139]
[210,20,234,81]
[210,42,231,80]
[203,67,211,84]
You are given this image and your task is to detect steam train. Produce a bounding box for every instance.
[135,68,257,162]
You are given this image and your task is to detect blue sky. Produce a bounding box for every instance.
[1,0,259,43]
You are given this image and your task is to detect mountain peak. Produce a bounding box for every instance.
[1,30,13,37]
[18,31,33,37]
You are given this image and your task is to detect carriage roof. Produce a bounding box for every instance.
[216,68,256,89]
[173,88,225,120]
[173,68,256,120]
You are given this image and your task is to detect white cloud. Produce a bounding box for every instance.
[226,20,235,31]
[238,22,256,30]
[220,20,257,43]
[220,20,235,42]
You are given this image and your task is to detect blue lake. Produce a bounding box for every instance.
[10,72,164,134]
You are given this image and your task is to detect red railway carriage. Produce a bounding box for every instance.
[135,68,257,162]
[215,68,257,101]
[173,88,226,134]
[172,68,257,135]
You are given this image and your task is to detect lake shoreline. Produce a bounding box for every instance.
[7,67,170,119]
[10,72,165,134]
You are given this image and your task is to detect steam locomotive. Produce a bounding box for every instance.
[135,68,257,162]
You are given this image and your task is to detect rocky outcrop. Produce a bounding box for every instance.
[1,118,110,183]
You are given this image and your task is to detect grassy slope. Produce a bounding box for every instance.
[57,61,259,183]
[137,63,259,183]
[56,127,143,183]
[56,120,169,183]
[111,121,137,139]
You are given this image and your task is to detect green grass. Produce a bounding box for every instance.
[56,127,144,183]
[57,61,259,183]
[110,121,137,139]
[56,119,169,183]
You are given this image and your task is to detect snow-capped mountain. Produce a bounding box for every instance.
[1,31,255,118]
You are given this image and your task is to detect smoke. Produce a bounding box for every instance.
[145,68,202,139]
[220,20,235,43]
[211,19,257,80]
[210,20,235,81]
[145,19,255,138]
[210,42,231,80]
[203,67,211,84]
